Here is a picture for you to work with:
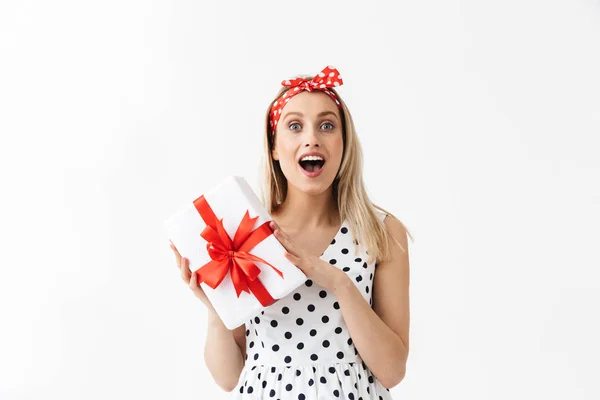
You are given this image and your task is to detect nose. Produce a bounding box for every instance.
[303,125,320,147]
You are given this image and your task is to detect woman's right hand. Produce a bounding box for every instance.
[170,241,212,309]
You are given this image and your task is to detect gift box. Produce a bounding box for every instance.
[164,175,307,330]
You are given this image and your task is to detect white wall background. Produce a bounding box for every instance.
[1,0,599,399]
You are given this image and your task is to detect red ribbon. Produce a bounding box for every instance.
[192,195,284,307]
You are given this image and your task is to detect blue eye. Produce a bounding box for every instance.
[288,121,335,132]
[322,122,334,130]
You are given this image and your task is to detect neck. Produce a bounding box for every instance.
[273,184,340,232]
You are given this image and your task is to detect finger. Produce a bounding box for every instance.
[180,257,191,282]
[170,242,182,266]
[274,229,297,255]
[284,251,302,268]
[269,220,279,232]
[189,267,199,289]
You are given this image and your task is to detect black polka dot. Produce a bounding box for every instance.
[237,228,377,398]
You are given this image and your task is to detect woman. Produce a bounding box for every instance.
[170,65,412,399]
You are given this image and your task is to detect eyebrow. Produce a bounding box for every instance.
[282,111,340,122]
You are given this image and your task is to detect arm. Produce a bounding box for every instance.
[332,215,410,388]
[203,307,246,392]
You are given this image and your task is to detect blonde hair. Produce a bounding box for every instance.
[259,75,414,265]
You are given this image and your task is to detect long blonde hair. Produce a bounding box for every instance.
[259,75,414,265]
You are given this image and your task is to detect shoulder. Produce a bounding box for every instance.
[374,208,409,253]
[374,208,387,221]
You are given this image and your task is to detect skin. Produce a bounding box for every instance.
[271,90,410,387]
[170,89,410,390]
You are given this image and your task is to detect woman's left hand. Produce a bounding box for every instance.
[270,220,347,292]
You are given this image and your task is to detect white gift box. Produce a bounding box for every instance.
[164,175,307,330]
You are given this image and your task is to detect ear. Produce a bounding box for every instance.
[271,148,279,161]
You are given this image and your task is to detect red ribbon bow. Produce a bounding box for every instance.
[269,65,344,132]
[192,195,284,307]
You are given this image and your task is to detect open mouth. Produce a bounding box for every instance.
[299,159,325,173]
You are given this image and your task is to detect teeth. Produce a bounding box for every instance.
[300,155,324,162]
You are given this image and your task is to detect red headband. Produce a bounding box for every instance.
[269,65,344,134]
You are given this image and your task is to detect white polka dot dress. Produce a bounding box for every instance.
[233,210,393,399]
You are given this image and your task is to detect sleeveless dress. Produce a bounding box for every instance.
[232,210,393,400]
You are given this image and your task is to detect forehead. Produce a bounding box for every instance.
[280,90,340,118]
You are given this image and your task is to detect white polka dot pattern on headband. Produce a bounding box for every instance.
[268,65,344,132]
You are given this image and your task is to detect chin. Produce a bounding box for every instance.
[292,176,335,196]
